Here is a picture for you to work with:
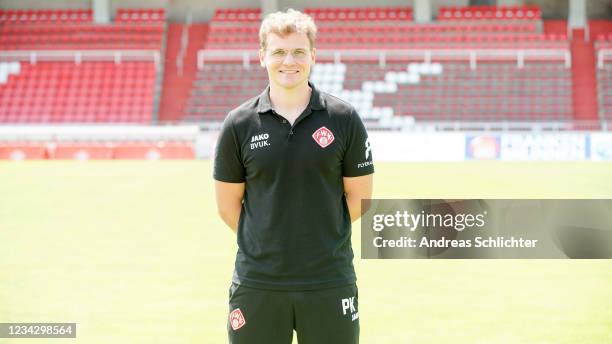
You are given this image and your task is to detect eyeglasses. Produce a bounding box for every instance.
[267,48,311,60]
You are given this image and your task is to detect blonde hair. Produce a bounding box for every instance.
[259,9,317,50]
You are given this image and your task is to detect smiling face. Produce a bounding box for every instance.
[259,32,316,90]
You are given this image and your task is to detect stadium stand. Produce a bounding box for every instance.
[115,8,166,24]
[437,5,541,21]
[159,23,210,122]
[212,8,262,22]
[185,63,268,121]
[0,8,164,124]
[0,9,164,50]
[0,5,605,127]
[596,34,612,121]
[185,61,572,123]
[209,7,413,24]
[0,61,156,123]
[0,9,93,24]
[186,5,572,124]
[205,27,565,50]
[304,7,413,22]
[203,7,558,50]
[2,3,611,160]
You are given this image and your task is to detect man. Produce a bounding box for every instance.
[214,9,374,344]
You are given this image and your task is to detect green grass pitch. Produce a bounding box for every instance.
[1,161,611,343]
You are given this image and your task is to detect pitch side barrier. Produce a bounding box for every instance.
[197,49,571,70]
[193,129,612,161]
[188,128,610,161]
[365,131,612,161]
[366,120,608,132]
[2,126,612,161]
[0,125,198,160]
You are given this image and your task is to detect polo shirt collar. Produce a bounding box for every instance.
[257,81,325,114]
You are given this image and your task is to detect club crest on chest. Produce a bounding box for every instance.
[312,126,335,148]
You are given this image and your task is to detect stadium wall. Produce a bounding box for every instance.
[2,131,612,161]
[526,0,569,19]
[586,0,612,19]
[0,0,90,10]
[193,132,612,162]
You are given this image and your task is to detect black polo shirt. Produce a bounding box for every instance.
[214,82,374,290]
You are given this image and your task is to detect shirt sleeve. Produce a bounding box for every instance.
[213,116,246,183]
[342,109,374,177]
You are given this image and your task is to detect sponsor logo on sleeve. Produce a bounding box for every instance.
[357,138,373,168]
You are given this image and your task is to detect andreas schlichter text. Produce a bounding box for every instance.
[373,236,538,248]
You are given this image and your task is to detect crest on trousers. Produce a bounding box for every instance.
[312,126,335,148]
[229,308,246,330]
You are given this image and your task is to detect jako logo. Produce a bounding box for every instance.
[250,133,270,150]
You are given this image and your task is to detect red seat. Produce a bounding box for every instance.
[0,62,155,124]
[439,5,541,21]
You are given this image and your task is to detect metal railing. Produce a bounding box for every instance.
[197,49,571,70]
[176,13,192,76]
[0,50,161,71]
[596,49,612,69]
